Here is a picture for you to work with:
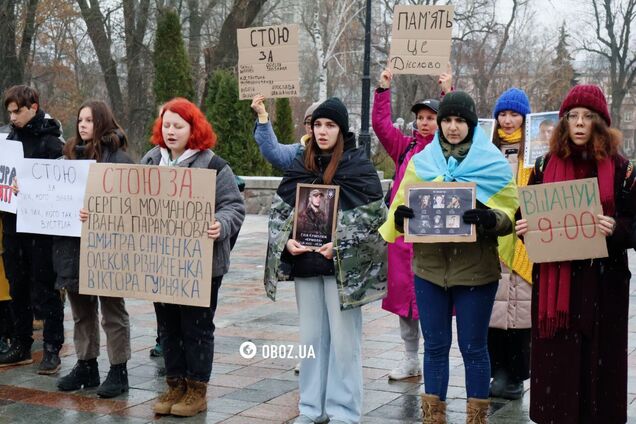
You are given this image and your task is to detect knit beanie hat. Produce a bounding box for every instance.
[559,84,611,126]
[311,97,349,132]
[493,87,531,118]
[304,101,322,120]
[437,91,478,128]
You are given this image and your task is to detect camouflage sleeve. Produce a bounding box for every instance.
[334,199,388,310]
[264,195,294,301]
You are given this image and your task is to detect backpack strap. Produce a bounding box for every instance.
[397,139,417,169]
[533,154,549,184]
[207,154,228,172]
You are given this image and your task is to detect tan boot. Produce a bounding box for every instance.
[170,378,208,417]
[421,394,447,424]
[153,377,186,415]
[466,397,489,424]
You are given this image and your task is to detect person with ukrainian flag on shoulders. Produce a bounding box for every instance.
[379,91,518,424]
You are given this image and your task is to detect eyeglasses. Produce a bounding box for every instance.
[566,112,596,123]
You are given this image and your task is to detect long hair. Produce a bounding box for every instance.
[64,100,128,160]
[303,132,344,185]
[549,113,621,161]
[492,118,526,159]
[150,97,216,150]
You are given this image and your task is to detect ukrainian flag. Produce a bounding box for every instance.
[379,126,520,275]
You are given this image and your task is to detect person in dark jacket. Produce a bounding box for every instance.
[380,91,519,424]
[0,85,64,374]
[265,98,387,424]
[516,85,635,424]
[141,98,245,418]
[58,100,133,398]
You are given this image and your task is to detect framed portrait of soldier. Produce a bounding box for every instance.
[404,182,476,243]
[293,184,340,249]
[523,111,559,168]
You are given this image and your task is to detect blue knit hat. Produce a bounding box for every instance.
[493,88,531,119]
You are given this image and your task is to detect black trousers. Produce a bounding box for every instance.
[154,276,222,382]
[488,327,530,382]
[2,232,63,350]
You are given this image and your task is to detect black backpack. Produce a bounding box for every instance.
[207,155,242,249]
[384,139,417,207]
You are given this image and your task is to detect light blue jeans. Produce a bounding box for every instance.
[295,275,363,424]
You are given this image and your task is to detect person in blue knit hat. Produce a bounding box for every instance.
[488,87,533,400]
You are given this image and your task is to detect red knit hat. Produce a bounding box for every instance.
[559,84,611,126]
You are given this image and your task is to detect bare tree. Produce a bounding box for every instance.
[0,0,40,106]
[582,0,636,128]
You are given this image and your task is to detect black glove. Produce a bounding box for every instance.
[394,205,415,231]
[462,208,497,229]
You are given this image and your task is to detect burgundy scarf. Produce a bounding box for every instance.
[538,154,615,338]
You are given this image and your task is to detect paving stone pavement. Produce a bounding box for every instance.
[1,214,635,423]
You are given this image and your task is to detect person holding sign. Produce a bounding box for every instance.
[380,91,518,423]
[371,65,452,381]
[56,101,134,398]
[251,95,321,170]
[515,85,635,424]
[487,88,532,400]
[0,85,65,374]
[141,98,245,418]
[264,98,387,424]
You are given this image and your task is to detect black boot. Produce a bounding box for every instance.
[57,359,100,391]
[0,340,32,368]
[38,344,61,375]
[501,380,524,400]
[97,362,129,398]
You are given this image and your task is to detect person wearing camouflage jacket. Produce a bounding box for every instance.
[265,98,387,424]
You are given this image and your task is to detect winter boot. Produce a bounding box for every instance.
[500,380,524,400]
[153,376,187,415]
[488,369,507,398]
[0,337,10,354]
[170,378,208,417]
[389,354,421,380]
[38,345,61,375]
[421,394,446,424]
[97,362,129,398]
[466,398,489,424]
[0,340,32,368]
[57,359,100,391]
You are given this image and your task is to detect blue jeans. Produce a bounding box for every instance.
[414,276,497,400]
[295,275,363,424]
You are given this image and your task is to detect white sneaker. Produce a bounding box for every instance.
[388,356,421,380]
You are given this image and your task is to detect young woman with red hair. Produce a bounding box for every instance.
[516,85,636,424]
[141,97,245,417]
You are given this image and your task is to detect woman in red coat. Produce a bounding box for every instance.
[516,85,636,423]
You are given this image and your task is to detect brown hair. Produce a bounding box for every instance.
[3,85,39,109]
[492,119,526,159]
[64,100,128,161]
[303,132,345,184]
[549,113,621,161]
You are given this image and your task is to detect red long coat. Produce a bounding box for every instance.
[529,154,635,424]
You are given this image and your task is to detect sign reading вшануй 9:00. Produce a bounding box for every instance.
[79,164,216,307]
[518,178,608,263]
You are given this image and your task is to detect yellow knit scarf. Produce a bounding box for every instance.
[497,127,533,284]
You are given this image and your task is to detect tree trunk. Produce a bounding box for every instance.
[201,0,267,109]
[76,0,125,124]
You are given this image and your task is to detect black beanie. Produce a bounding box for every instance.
[311,97,349,132]
[436,91,478,128]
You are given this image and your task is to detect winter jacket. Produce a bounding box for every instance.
[253,120,303,170]
[0,220,9,301]
[3,109,64,234]
[265,133,388,310]
[380,126,518,289]
[372,88,434,319]
[53,137,134,292]
[489,140,532,330]
[529,153,635,424]
[141,147,245,278]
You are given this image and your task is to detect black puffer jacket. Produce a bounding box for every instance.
[53,134,133,292]
[3,109,65,234]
